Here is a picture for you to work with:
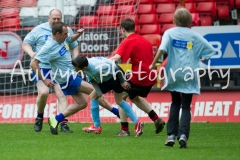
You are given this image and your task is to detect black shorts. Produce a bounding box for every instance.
[98,77,124,94]
[125,81,154,99]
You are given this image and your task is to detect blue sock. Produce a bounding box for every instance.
[111,107,120,118]
[91,99,100,127]
[119,101,138,124]
[55,113,65,123]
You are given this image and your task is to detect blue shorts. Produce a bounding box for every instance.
[31,68,54,83]
[60,75,82,96]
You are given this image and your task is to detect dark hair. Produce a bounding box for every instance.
[72,55,88,69]
[52,22,67,35]
[120,18,135,32]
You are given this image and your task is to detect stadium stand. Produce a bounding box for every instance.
[20,7,39,29]
[37,0,56,7]
[156,3,176,14]
[137,4,156,14]
[140,24,161,35]
[139,0,154,3]
[0,0,18,8]
[0,8,19,19]
[2,18,21,31]
[18,0,37,7]
[138,14,159,24]
[161,23,176,35]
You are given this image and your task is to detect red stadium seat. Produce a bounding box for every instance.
[0,0,18,8]
[161,24,176,35]
[117,5,135,15]
[229,0,240,9]
[217,4,230,19]
[114,0,138,5]
[199,16,212,26]
[137,4,156,14]
[119,15,138,24]
[0,8,19,18]
[79,16,98,28]
[96,5,117,15]
[156,4,176,14]
[158,13,174,24]
[173,0,193,3]
[140,0,153,3]
[99,15,119,27]
[2,18,20,31]
[138,14,158,24]
[18,0,37,7]
[191,13,200,26]
[135,25,141,34]
[196,2,217,18]
[193,0,213,2]
[177,3,196,13]
[140,24,161,35]
[153,0,173,3]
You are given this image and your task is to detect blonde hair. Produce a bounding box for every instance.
[173,7,192,27]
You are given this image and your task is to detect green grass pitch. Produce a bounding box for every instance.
[0,123,239,160]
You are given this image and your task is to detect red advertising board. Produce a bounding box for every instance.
[0,90,239,123]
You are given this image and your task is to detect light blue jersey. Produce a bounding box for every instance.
[159,27,215,94]
[35,36,77,85]
[84,57,117,83]
[23,22,78,68]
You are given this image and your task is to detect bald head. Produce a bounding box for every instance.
[48,9,62,27]
[173,7,192,27]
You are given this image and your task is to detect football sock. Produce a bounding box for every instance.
[148,110,159,121]
[90,99,100,127]
[37,112,43,119]
[119,101,138,124]
[55,113,65,123]
[111,107,120,118]
[121,122,129,131]
[60,119,68,125]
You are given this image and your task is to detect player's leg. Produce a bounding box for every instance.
[34,80,49,132]
[115,107,130,136]
[82,90,102,134]
[48,75,88,135]
[54,83,72,133]
[165,91,181,147]
[114,91,144,137]
[178,93,192,149]
[81,81,119,117]
[126,83,165,134]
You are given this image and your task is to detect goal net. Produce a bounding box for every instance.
[0,0,140,123]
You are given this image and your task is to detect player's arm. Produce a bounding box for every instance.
[70,28,84,42]
[22,43,37,58]
[71,46,79,58]
[115,65,130,90]
[110,54,121,63]
[30,58,55,88]
[149,50,164,70]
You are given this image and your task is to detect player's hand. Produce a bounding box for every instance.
[121,82,130,90]
[200,58,208,62]
[76,28,84,35]
[43,79,55,88]
[89,90,99,100]
[31,52,37,58]
[149,64,155,70]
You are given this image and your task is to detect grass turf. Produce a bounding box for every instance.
[0,123,239,160]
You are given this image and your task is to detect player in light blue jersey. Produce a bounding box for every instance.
[22,9,78,133]
[150,7,215,148]
[30,22,119,135]
[72,56,144,137]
